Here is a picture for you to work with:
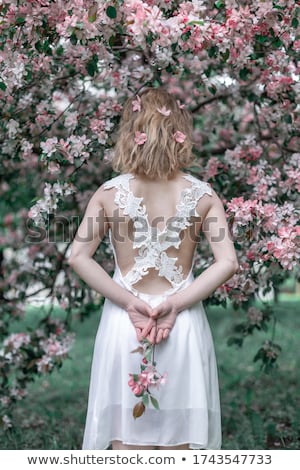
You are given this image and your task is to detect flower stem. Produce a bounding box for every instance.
[152,321,157,363]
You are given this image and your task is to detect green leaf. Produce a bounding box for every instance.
[208,85,217,95]
[239,67,251,81]
[0,82,7,91]
[106,6,117,19]
[214,0,224,9]
[272,37,283,48]
[227,337,244,348]
[70,33,77,46]
[181,31,191,42]
[142,394,149,407]
[108,35,115,47]
[255,34,269,44]
[253,348,263,363]
[43,40,52,56]
[16,17,26,25]
[208,46,218,58]
[204,65,213,78]
[283,114,292,124]
[292,17,299,29]
[56,45,64,56]
[25,69,33,82]
[247,91,258,103]
[150,395,159,410]
[86,55,98,77]
[146,31,154,46]
[188,20,204,26]
[35,41,43,53]
[221,49,230,62]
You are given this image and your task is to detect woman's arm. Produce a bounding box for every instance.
[151,190,239,322]
[172,190,238,311]
[68,187,152,319]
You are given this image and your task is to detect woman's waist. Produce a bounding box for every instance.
[112,265,194,303]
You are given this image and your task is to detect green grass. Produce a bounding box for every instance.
[208,299,300,450]
[0,300,299,450]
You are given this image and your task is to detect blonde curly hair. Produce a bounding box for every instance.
[112,88,194,180]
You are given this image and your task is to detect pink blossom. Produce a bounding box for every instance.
[128,375,144,396]
[173,131,186,143]
[4,333,30,351]
[205,157,222,178]
[134,131,147,145]
[48,161,60,174]
[132,95,141,112]
[177,100,185,109]
[157,106,171,116]
[40,137,58,157]
[293,39,300,51]
[37,356,53,374]
[3,213,14,226]
[247,307,263,326]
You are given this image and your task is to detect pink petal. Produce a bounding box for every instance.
[132,95,141,112]
[173,131,186,143]
[177,100,185,109]
[134,131,147,145]
[157,106,171,116]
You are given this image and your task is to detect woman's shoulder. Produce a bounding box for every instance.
[102,173,133,191]
[91,173,133,208]
[181,172,213,196]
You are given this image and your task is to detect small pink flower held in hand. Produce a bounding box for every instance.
[134,131,147,145]
[157,106,171,116]
[173,130,186,143]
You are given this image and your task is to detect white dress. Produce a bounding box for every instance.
[82,173,222,450]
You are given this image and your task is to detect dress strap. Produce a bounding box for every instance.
[103,173,146,219]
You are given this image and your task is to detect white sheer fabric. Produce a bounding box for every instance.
[82,173,222,450]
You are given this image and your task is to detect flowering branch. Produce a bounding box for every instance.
[128,338,167,419]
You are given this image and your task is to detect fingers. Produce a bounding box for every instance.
[162,328,170,340]
[141,318,156,338]
[148,325,157,344]
[136,328,142,342]
[155,328,164,344]
[154,328,171,344]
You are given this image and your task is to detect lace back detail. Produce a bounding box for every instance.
[103,173,212,291]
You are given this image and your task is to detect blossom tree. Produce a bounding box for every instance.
[0,0,299,428]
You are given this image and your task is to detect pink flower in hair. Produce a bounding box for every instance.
[132,95,141,112]
[157,106,171,116]
[134,131,147,145]
[177,100,185,109]
[173,131,186,143]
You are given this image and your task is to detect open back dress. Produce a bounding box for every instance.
[82,173,222,449]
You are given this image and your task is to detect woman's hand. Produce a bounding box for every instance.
[126,298,155,342]
[141,297,180,344]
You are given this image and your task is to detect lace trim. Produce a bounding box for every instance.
[103,173,212,288]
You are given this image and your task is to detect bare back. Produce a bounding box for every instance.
[100,171,213,294]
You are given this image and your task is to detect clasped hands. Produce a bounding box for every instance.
[126,296,179,344]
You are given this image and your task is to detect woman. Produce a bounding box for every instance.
[68,88,238,450]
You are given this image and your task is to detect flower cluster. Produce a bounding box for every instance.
[0,317,74,429]
[128,339,167,418]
